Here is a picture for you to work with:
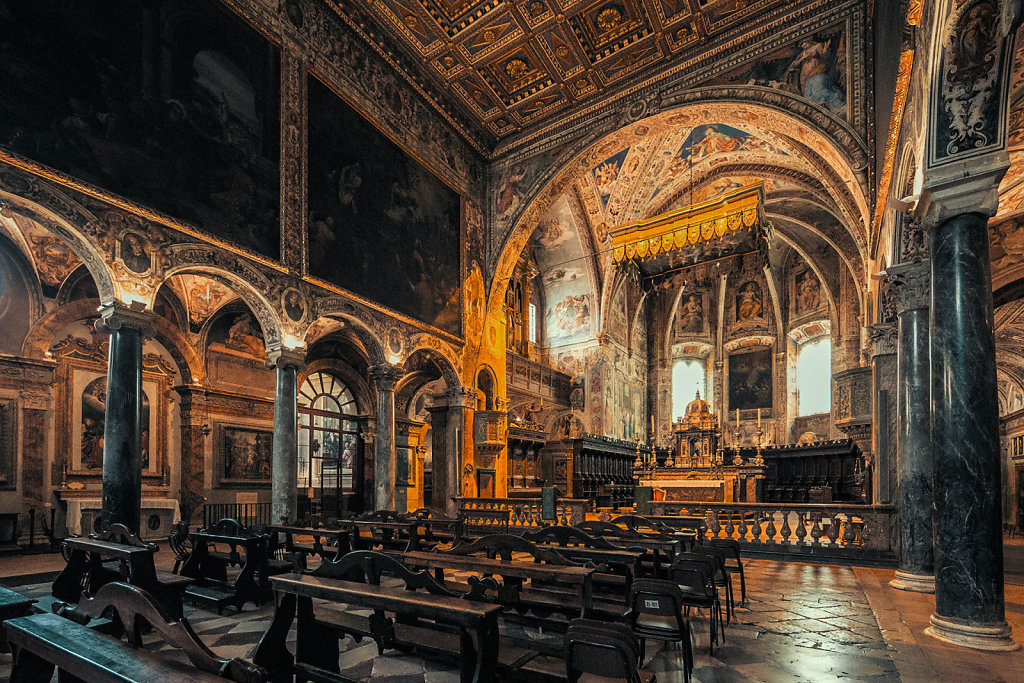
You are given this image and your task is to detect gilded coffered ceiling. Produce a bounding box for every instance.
[329,0,840,140]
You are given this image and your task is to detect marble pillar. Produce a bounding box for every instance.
[927,212,1016,650]
[174,385,208,524]
[268,348,305,525]
[868,323,897,505]
[887,260,935,593]
[95,303,155,533]
[447,387,476,510]
[427,403,450,515]
[369,363,403,512]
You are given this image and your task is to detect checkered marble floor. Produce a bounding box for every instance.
[0,558,906,682]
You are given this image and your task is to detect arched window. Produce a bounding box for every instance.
[795,336,831,416]
[672,358,707,420]
[297,372,360,512]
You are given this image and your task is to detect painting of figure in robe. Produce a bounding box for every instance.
[728,349,772,411]
[677,293,704,333]
[80,377,150,470]
[795,270,821,314]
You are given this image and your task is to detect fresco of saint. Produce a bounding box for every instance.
[736,281,764,322]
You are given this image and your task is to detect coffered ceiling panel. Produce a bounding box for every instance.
[328,0,837,141]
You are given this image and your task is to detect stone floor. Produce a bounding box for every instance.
[3,546,1024,682]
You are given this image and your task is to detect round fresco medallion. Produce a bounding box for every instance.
[282,288,305,322]
[388,328,403,356]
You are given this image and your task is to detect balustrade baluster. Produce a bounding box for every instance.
[780,509,792,543]
[809,514,822,546]
[709,509,722,538]
[725,511,736,540]
[766,510,777,543]
[795,512,808,544]
[827,515,840,545]
[737,512,748,540]
[841,514,856,545]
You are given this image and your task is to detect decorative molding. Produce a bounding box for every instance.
[868,322,897,357]
[886,260,930,313]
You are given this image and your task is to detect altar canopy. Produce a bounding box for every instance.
[610,183,773,278]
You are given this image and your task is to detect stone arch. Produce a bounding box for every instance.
[487,98,871,321]
[0,177,117,303]
[405,336,462,389]
[298,358,375,418]
[161,249,282,347]
[310,298,388,366]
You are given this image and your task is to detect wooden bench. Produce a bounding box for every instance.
[0,586,36,653]
[52,525,192,620]
[266,524,352,570]
[181,526,273,613]
[253,573,502,683]
[522,526,643,596]
[5,582,266,682]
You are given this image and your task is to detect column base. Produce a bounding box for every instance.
[925,613,1019,651]
[889,570,935,594]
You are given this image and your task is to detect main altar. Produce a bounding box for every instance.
[635,392,766,503]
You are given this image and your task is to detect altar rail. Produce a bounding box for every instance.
[202,502,271,529]
[651,501,896,563]
[455,497,588,533]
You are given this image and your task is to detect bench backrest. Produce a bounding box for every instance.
[311,550,460,597]
[68,581,267,682]
[522,525,621,550]
[445,533,576,564]
[610,515,673,534]
[358,510,409,523]
[93,523,158,551]
[575,520,644,539]
[205,518,253,538]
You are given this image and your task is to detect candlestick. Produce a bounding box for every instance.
[757,408,761,429]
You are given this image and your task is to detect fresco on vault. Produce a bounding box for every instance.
[533,197,594,345]
[592,148,630,208]
[0,0,281,259]
[709,26,848,120]
[307,76,462,336]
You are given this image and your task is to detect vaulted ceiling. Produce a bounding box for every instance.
[330,0,843,141]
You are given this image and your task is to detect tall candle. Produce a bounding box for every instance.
[757,408,761,429]
[735,408,739,424]
[650,414,655,434]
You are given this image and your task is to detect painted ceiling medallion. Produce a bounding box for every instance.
[529,1,546,17]
[556,45,571,58]
[505,58,529,79]
[597,6,623,32]
[442,56,456,68]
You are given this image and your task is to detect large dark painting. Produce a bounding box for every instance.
[307,76,462,336]
[0,0,281,259]
[219,426,272,485]
[729,349,773,411]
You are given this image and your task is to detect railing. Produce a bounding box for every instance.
[456,497,588,533]
[202,502,271,529]
[650,501,896,558]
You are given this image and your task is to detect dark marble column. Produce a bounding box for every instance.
[95,304,155,533]
[369,363,403,512]
[174,385,209,524]
[426,403,449,515]
[887,260,935,593]
[928,212,1016,650]
[868,323,897,505]
[268,348,305,525]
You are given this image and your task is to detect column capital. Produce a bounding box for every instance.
[265,345,306,370]
[885,259,931,314]
[445,386,478,408]
[94,302,156,337]
[368,362,404,391]
[868,322,897,358]
[918,157,1009,224]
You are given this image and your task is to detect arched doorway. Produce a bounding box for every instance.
[297,371,360,517]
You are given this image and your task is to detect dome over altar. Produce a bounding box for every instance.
[684,391,712,424]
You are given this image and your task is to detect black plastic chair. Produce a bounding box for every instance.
[565,618,650,683]
[669,558,723,653]
[680,548,734,624]
[168,520,192,575]
[709,539,746,606]
[628,579,693,682]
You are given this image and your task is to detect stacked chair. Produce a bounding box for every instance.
[565,618,654,682]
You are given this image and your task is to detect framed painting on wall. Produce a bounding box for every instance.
[217,424,273,486]
[728,348,773,412]
[54,336,172,480]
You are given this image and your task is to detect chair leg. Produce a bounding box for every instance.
[737,566,747,606]
[683,620,694,683]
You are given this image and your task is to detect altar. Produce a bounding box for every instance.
[637,392,766,502]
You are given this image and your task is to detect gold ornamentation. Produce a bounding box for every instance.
[873,50,914,233]
[611,183,770,264]
[505,58,528,79]
[442,55,455,68]
[596,6,622,32]
[555,45,570,59]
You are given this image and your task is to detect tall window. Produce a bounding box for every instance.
[528,302,538,343]
[672,358,707,420]
[795,336,831,416]
[298,372,359,499]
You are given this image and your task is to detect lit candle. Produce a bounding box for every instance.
[650,414,655,434]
